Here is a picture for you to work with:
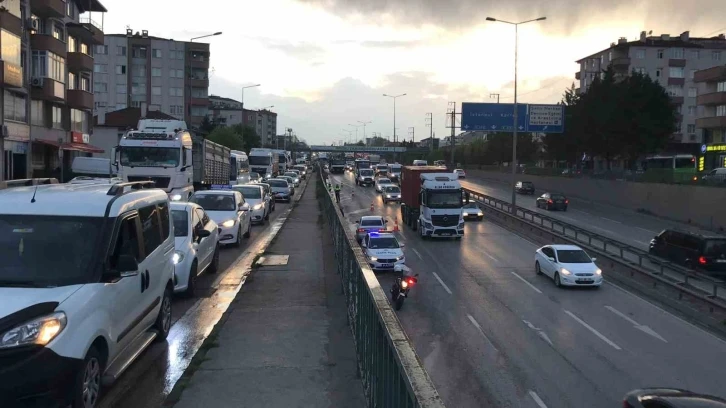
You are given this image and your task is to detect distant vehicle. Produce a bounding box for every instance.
[254,182,276,212]
[356,168,375,186]
[230,150,249,185]
[433,160,446,166]
[536,192,568,211]
[462,202,483,221]
[292,165,307,178]
[388,164,402,182]
[375,165,389,178]
[278,175,297,193]
[232,184,269,224]
[375,177,394,193]
[701,167,726,182]
[412,160,428,166]
[266,178,293,202]
[72,156,114,178]
[534,244,602,288]
[454,169,466,178]
[355,215,388,243]
[624,388,726,408]
[649,229,726,273]
[190,190,251,247]
[400,166,464,239]
[361,232,406,271]
[283,172,301,186]
[249,172,261,182]
[515,181,535,194]
[171,201,220,296]
[249,148,280,179]
[382,185,401,204]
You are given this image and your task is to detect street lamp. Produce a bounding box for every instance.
[347,123,362,143]
[258,105,274,110]
[241,84,261,111]
[358,120,372,144]
[342,129,353,144]
[486,16,545,214]
[383,93,406,144]
[188,32,222,127]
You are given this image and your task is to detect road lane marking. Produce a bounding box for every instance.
[412,248,423,260]
[482,250,499,263]
[605,305,668,343]
[599,216,622,224]
[571,209,592,216]
[529,391,548,408]
[564,310,622,350]
[634,226,658,234]
[432,272,453,295]
[467,314,499,352]
[510,271,542,294]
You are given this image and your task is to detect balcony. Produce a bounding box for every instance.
[66,17,104,45]
[68,52,94,72]
[670,96,684,104]
[190,58,210,69]
[668,59,687,67]
[67,89,93,110]
[575,72,581,80]
[191,97,209,106]
[697,92,726,106]
[696,116,726,129]
[30,78,65,102]
[0,9,21,35]
[668,77,685,86]
[30,34,67,57]
[694,66,726,83]
[611,57,631,68]
[189,78,209,88]
[30,0,65,18]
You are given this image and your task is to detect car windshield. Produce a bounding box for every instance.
[249,156,271,165]
[522,182,534,187]
[361,219,383,227]
[703,239,726,256]
[368,237,399,249]
[360,170,374,176]
[551,194,566,200]
[172,210,189,237]
[378,179,391,184]
[0,215,103,287]
[427,190,462,208]
[463,203,479,209]
[268,180,288,187]
[191,194,236,211]
[285,173,297,178]
[384,186,400,193]
[556,249,592,263]
[249,172,260,180]
[120,146,179,167]
[235,186,262,199]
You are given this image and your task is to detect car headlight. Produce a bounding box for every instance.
[173,251,185,264]
[401,280,409,289]
[560,268,571,275]
[595,269,602,275]
[0,312,67,349]
[463,212,469,217]
[478,211,483,216]
[396,256,405,261]
[266,174,272,178]
[170,194,182,201]
[221,219,236,228]
[386,195,392,198]
[369,256,378,262]
[253,203,263,210]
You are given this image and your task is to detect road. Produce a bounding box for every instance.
[98,192,297,408]
[331,170,726,408]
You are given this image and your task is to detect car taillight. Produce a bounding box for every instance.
[379,229,387,232]
[565,200,569,204]
[548,199,553,204]
[407,277,418,285]
[699,256,707,265]
[357,228,365,233]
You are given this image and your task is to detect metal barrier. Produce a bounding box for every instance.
[318,166,445,408]
[463,187,726,304]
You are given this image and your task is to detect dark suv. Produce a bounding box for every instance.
[515,181,535,194]
[649,229,726,273]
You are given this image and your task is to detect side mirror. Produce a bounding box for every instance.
[198,229,212,238]
[400,243,406,248]
[591,257,597,262]
[117,254,140,275]
[361,241,367,248]
[384,219,389,223]
[547,257,556,263]
[355,220,360,224]
[239,203,250,211]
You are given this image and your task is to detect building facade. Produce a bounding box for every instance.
[0,0,106,181]
[576,31,726,144]
[694,65,726,145]
[92,29,210,129]
[207,94,278,144]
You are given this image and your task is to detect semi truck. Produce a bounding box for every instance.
[399,166,465,239]
[115,119,230,201]
[249,148,280,179]
[330,155,347,174]
[369,154,381,164]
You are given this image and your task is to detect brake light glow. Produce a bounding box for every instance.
[548,199,553,204]
[379,229,387,232]
[407,278,417,285]
[699,256,707,265]
[357,228,365,233]
[565,200,569,204]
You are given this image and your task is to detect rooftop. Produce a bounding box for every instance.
[576,31,726,63]
[95,107,177,128]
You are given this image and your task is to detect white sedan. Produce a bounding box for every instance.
[171,202,220,296]
[190,190,252,247]
[375,177,395,193]
[535,244,603,288]
[454,169,466,178]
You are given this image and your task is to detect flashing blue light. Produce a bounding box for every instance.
[369,232,380,237]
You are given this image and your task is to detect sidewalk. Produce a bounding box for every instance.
[173,176,366,408]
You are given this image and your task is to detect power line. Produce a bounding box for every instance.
[703,26,726,37]
[498,77,572,100]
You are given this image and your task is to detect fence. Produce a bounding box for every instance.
[463,187,726,306]
[317,167,445,408]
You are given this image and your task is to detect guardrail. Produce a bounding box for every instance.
[318,166,445,408]
[463,187,726,304]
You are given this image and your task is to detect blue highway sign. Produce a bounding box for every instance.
[461,103,528,132]
[527,104,564,133]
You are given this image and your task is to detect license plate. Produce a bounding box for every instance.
[577,279,594,283]
[440,232,452,236]
[717,260,726,263]
[380,264,392,268]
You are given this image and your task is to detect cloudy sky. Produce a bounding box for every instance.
[99,0,723,145]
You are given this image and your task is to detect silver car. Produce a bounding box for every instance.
[355,215,388,243]
[278,176,296,194]
[382,185,401,204]
[266,178,293,202]
[255,182,275,212]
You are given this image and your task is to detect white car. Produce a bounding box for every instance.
[283,172,301,186]
[361,232,406,271]
[375,177,395,193]
[0,179,174,406]
[535,244,603,288]
[382,185,401,203]
[171,202,220,296]
[232,184,269,224]
[454,169,466,178]
[190,190,251,247]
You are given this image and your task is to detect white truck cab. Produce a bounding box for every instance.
[418,173,465,239]
[0,179,175,407]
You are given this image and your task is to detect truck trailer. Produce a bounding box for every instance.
[399,166,465,239]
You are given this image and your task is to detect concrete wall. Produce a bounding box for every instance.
[467,170,726,232]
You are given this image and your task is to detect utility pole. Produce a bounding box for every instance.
[408,127,415,144]
[490,93,500,103]
[425,113,433,150]
[448,102,456,166]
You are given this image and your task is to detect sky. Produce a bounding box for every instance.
[98,0,724,145]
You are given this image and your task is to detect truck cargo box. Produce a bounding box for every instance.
[400,165,447,208]
[192,136,231,186]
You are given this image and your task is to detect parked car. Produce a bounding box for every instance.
[361,232,406,271]
[649,229,726,273]
[535,192,568,211]
[267,178,293,202]
[0,179,174,407]
[382,185,402,203]
[462,202,483,221]
[355,215,388,243]
[454,169,466,178]
[171,201,220,296]
[535,244,603,288]
[515,181,535,194]
[190,190,251,246]
[233,184,269,224]
[624,388,726,408]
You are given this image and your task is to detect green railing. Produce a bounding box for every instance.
[317,168,445,408]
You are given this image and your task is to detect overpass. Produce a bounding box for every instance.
[308,145,431,154]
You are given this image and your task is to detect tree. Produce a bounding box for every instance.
[231,124,261,150]
[199,116,217,135]
[207,127,245,151]
[543,83,584,164]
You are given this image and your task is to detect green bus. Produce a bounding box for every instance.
[643,154,697,183]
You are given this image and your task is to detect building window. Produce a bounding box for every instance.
[669,67,684,78]
[68,72,76,89]
[94,101,106,110]
[80,76,90,92]
[599,55,604,65]
[132,64,146,76]
[657,49,664,59]
[632,67,646,75]
[687,106,696,115]
[94,63,107,73]
[636,49,645,59]
[116,103,127,110]
[3,91,26,122]
[655,69,662,78]
[32,51,66,83]
[169,87,183,97]
[131,83,146,95]
[714,51,722,61]
[152,67,162,77]
[116,84,127,94]
[670,48,684,59]
[152,86,162,95]
[96,45,108,54]
[51,105,62,129]
[66,0,74,17]
[132,46,147,58]
[116,65,126,74]
[94,82,107,92]
[688,87,697,97]
[667,85,683,97]
[1,30,21,66]
[191,106,207,117]
[80,43,89,55]
[117,46,126,56]
[177,69,184,78]
[152,49,162,58]
[717,105,726,116]
[191,88,207,98]
[718,81,726,92]
[31,100,44,126]
[52,23,64,41]
[70,109,88,133]
[690,50,699,59]
[67,36,77,53]
[687,124,696,133]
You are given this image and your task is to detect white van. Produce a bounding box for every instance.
[0,179,174,407]
[72,156,115,178]
[412,160,428,166]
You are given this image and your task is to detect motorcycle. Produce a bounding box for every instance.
[391,264,419,311]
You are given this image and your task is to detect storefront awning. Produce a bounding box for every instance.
[33,139,61,148]
[32,140,105,154]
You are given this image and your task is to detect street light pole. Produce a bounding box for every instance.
[188,32,222,128]
[348,124,361,143]
[241,83,261,111]
[383,93,406,144]
[358,120,372,144]
[486,16,545,214]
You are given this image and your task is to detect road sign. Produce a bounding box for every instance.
[527,104,564,133]
[461,103,528,132]
[309,146,407,153]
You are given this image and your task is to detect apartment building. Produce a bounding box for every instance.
[0,0,106,181]
[207,94,278,144]
[694,65,726,146]
[576,31,726,144]
[92,29,211,129]
[249,108,277,146]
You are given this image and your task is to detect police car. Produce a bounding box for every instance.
[361,232,406,271]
